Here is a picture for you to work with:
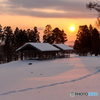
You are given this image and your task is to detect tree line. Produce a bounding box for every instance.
[74,1,100,56]
[74,24,100,56]
[0,24,67,63]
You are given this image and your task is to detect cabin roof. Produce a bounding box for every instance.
[53,44,73,51]
[16,42,60,52]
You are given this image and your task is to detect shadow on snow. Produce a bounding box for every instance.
[0,68,100,96]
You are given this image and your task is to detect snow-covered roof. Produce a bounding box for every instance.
[53,44,73,51]
[16,42,60,52]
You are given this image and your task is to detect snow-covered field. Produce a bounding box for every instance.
[0,54,100,100]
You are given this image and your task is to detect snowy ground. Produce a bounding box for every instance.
[0,54,100,100]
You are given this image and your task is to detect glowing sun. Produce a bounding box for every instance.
[70,26,75,32]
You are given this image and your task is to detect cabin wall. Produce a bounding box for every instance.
[17,50,58,60]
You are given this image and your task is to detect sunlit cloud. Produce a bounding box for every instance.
[32,9,66,13]
[0,0,97,18]
[0,0,8,2]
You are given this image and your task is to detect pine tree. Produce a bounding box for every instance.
[74,25,91,56]
[52,28,67,44]
[0,25,2,44]
[91,28,100,56]
[3,26,14,62]
[43,25,67,44]
[27,27,40,42]
[43,25,53,44]
[33,27,40,42]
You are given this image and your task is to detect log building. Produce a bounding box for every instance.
[16,42,60,60]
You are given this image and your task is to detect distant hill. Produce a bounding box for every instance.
[65,41,74,47]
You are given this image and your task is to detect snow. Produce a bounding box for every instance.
[0,54,100,100]
[16,42,60,51]
[53,44,73,50]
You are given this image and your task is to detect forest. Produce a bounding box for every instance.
[0,25,67,63]
[0,1,100,63]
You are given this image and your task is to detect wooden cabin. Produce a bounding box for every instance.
[53,44,74,58]
[16,42,60,60]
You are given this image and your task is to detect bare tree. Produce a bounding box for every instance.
[86,1,100,17]
[86,1,100,29]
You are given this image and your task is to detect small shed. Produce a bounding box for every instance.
[53,44,74,57]
[16,42,60,60]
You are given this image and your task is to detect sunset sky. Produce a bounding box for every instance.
[0,0,98,42]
